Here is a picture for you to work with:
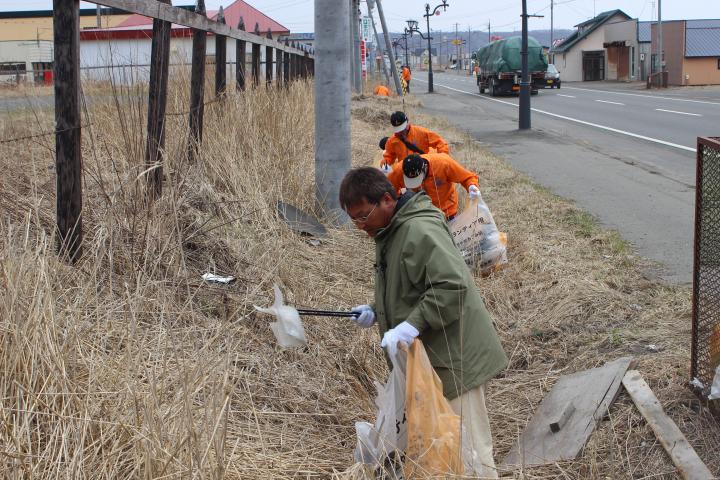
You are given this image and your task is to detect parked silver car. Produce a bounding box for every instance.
[545,63,561,89]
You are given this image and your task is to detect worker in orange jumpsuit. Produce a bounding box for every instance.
[387,153,481,220]
[382,111,449,167]
[374,85,390,96]
[401,65,412,93]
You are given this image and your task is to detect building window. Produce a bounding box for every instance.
[631,46,636,77]
[717,58,720,70]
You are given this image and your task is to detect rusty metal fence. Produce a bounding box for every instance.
[691,136,720,400]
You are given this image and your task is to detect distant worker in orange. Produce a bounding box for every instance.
[401,65,412,93]
[374,85,391,97]
[382,111,449,167]
[387,153,481,220]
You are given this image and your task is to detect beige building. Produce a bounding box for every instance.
[652,20,720,86]
[0,7,130,84]
[553,10,632,82]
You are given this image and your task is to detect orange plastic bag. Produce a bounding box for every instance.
[405,339,463,477]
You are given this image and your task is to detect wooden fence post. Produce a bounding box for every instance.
[289,42,296,80]
[235,16,245,91]
[251,23,260,87]
[214,5,226,98]
[187,0,207,162]
[265,28,273,86]
[145,0,172,199]
[283,39,290,86]
[53,0,82,261]
[275,37,283,85]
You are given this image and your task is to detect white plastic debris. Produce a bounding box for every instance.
[254,285,308,347]
[646,344,660,352]
[201,273,235,284]
[708,366,720,400]
[690,377,705,390]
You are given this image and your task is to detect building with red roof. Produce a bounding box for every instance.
[79,0,291,83]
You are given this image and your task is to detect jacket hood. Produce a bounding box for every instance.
[375,192,445,243]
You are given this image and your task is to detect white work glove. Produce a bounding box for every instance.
[468,184,481,200]
[350,305,376,328]
[380,163,392,176]
[381,321,420,357]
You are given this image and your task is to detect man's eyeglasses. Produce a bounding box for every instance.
[350,203,378,225]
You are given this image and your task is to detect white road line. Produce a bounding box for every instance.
[595,99,625,105]
[416,79,696,153]
[557,94,576,98]
[564,85,720,106]
[655,108,702,117]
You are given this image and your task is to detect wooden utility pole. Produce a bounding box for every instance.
[187,0,207,162]
[54,0,83,261]
[215,6,226,97]
[145,0,172,198]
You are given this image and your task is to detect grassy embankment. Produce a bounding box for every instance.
[0,76,718,478]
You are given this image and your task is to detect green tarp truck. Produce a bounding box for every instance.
[473,36,548,96]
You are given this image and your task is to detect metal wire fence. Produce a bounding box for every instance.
[691,136,720,401]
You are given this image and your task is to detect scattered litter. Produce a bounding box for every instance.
[708,365,720,400]
[645,344,661,352]
[603,255,612,259]
[630,304,643,311]
[306,239,321,247]
[201,273,236,284]
[254,285,308,347]
[690,378,705,390]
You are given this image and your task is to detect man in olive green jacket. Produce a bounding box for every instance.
[340,167,507,477]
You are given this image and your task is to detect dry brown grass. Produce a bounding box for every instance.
[0,72,718,479]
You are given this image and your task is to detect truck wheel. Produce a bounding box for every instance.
[557,82,561,89]
[489,78,496,97]
[479,86,485,94]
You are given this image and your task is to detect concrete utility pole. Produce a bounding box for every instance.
[658,0,663,74]
[519,0,530,130]
[550,0,554,63]
[375,0,402,95]
[314,0,351,218]
[367,0,391,86]
[454,23,459,70]
[351,0,362,93]
[96,5,101,28]
[488,20,491,43]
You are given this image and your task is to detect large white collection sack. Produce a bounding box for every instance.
[449,196,508,275]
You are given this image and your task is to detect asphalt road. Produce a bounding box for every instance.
[412,71,720,284]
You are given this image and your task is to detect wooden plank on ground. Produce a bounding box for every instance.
[622,370,714,480]
[502,357,632,467]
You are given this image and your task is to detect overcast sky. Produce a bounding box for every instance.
[1,0,717,33]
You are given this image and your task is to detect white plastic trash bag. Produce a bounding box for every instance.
[709,365,720,400]
[449,196,508,275]
[355,350,408,466]
[254,285,308,347]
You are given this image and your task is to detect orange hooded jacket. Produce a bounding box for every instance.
[402,67,411,82]
[382,124,449,167]
[387,152,479,219]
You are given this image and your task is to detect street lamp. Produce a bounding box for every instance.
[420,1,449,93]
